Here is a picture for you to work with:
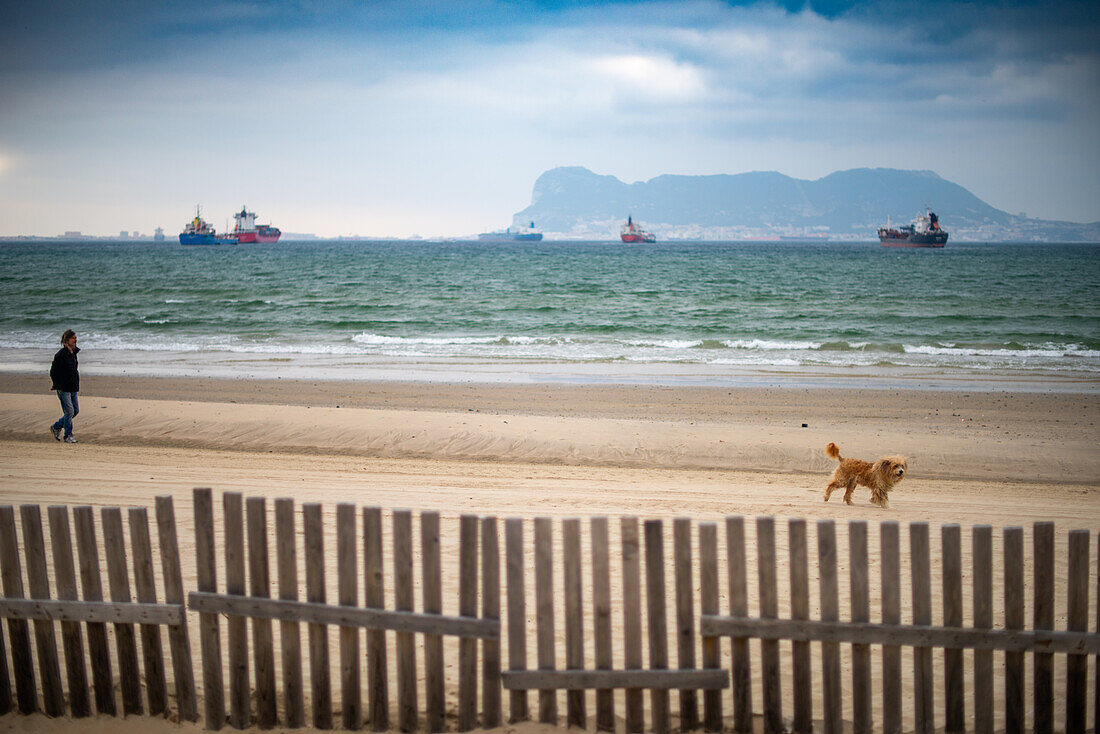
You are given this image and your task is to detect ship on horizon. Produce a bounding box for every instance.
[620,215,656,243]
[478,221,543,241]
[179,206,237,245]
[233,206,281,243]
[878,208,948,247]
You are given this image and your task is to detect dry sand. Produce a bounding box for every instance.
[0,374,1098,732]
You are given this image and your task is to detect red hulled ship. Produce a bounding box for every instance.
[620,215,656,243]
[233,206,282,243]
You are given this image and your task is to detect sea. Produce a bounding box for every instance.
[2,239,1098,391]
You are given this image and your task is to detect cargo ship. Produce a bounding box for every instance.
[878,208,948,247]
[179,206,238,245]
[233,206,281,243]
[620,215,656,243]
[478,221,543,241]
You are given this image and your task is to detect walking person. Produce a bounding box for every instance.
[50,329,80,443]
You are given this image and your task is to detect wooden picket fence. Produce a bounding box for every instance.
[0,488,1097,734]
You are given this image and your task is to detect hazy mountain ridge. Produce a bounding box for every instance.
[514,167,1100,241]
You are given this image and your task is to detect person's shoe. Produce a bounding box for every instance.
[64,435,77,443]
[51,425,62,441]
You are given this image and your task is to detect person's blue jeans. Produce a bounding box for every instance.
[52,391,78,438]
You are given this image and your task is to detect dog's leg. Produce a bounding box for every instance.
[824,480,842,502]
[843,480,857,505]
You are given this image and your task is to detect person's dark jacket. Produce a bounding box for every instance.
[50,346,80,392]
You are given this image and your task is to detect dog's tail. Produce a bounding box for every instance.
[825,442,841,460]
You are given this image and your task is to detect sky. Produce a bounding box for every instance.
[1,0,1098,238]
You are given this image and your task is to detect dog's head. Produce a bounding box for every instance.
[873,456,908,488]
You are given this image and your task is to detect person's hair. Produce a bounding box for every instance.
[61,329,76,345]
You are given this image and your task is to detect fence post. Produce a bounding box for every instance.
[563,518,585,729]
[972,525,993,734]
[223,492,250,729]
[534,516,557,725]
[757,517,782,734]
[941,525,964,733]
[155,496,198,722]
[393,509,418,731]
[128,507,169,716]
[47,506,90,717]
[246,497,277,729]
[421,511,445,733]
[481,516,502,729]
[274,498,305,729]
[458,514,480,731]
[726,516,752,734]
[910,522,933,734]
[645,519,670,734]
[674,517,699,732]
[20,505,65,716]
[589,516,613,731]
[102,506,143,715]
[505,517,528,724]
[194,488,225,730]
[621,517,644,734]
[1033,522,1054,734]
[880,521,901,734]
[818,519,841,734]
[0,506,36,714]
[304,502,333,729]
[1004,526,1024,734]
[74,506,116,716]
[337,503,362,731]
[365,506,390,731]
[1066,529,1089,734]
[849,520,871,734]
[699,522,722,732]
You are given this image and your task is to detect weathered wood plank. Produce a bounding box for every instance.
[725,516,752,734]
[74,505,115,716]
[502,669,730,690]
[481,516,502,730]
[222,492,250,729]
[364,507,389,732]
[102,506,143,715]
[274,498,304,729]
[758,517,783,734]
[533,516,557,725]
[910,522,933,734]
[1066,529,1089,734]
[128,507,169,716]
[458,514,479,732]
[393,510,418,732]
[304,502,333,730]
[673,517,698,732]
[504,517,528,724]
[621,517,643,734]
[849,520,871,734]
[0,598,183,624]
[1004,526,1024,734]
[193,489,225,729]
[46,506,90,718]
[246,498,277,729]
[941,524,964,734]
[1095,531,1100,734]
[562,518,585,729]
[0,585,10,715]
[698,523,722,732]
[972,525,993,734]
[421,511,445,734]
[20,505,65,716]
[336,503,361,731]
[1033,521,1054,734]
[591,517,614,732]
[880,521,900,734]
[645,519,671,734]
[700,616,1100,652]
[788,519,811,734]
[817,519,841,734]
[155,496,198,722]
[0,506,36,714]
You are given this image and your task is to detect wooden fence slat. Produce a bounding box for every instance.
[0,578,10,715]
[817,519,841,734]
[274,498,305,729]
[0,506,36,714]
[910,522,933,734]
[591,517,614,730]
[1095,531,1100,734]
[757,517,783,734]
[155,496,198,722]
[942,524,964,733]
[534,516,557,725]
[421,511,445,734]
[849,520,872,734]
[699,523,722,732]
[364,507,389,732]
[20,505,65,716]
[246,498,277,729]
[674,517,698,732]
[393,510,418,732]
[726,516,752,734]
[645,519,671,734]
[73,506,116,716]
[1066,529,1089,734]
[880,521,901,734]
[193,488,225,730]
[563,518,585,729]
[1004,526,1024,734]
[505,517,528,725]
[222,492,250,729]
[481,516,502,730]
[102,506,143,716]
[621,517,643,734]
[972,525,993,734]
[46,506,90,717]
[458,515,479,732]
[502,670,730,690]
[304,503,333,730]
[788,519,811,734]
[128,507,169,716]
[1033,521,1054,734]
[336,503,362,731]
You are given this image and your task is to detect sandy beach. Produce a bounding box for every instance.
[1,372,1098,732]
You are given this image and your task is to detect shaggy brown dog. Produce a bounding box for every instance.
[823,442,907,508]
